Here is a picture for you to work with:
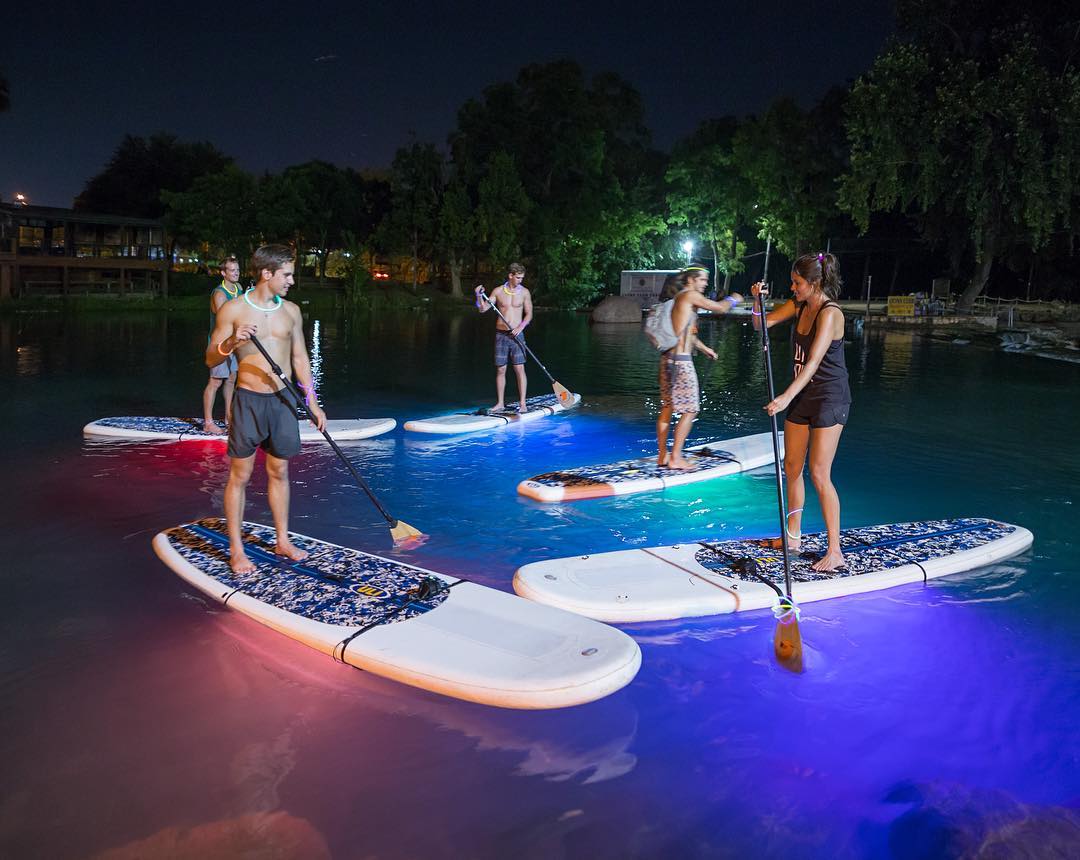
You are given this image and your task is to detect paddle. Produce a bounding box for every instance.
[246,335,425,546]
[476,287,575,407]
[754,236,804,672]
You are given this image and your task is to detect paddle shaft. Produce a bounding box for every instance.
[246,335,400,529]
[480,292,560,386]
[756,236,794,598]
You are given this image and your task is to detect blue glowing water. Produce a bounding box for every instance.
[1,306,1078,858]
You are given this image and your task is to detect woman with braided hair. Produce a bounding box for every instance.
[751,252,850,572]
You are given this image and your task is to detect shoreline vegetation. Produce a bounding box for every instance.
[4,284,1076,346]
[6,4,1079,316]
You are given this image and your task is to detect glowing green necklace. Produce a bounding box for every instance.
[243,288,282,312]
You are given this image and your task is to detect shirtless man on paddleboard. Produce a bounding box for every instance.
[659,267,742,469]
[206,244,326,574]
[475,262,533,413]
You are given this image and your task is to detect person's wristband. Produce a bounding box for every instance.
[725,295,741,307]
[217,339,234,356]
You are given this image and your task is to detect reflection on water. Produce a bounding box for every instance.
[2,306,1079,858]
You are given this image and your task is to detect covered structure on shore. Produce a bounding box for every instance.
[0,202,170,300]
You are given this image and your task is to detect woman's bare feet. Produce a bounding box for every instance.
[275,540,309,563]
[230,550,256,574]
[518,402,529,413]
[203,420,226,434]
[666,457,694,470]
[811,549,845,572]
[758,535,801,552]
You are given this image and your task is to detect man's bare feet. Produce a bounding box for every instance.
[667,457,694,470]
[758,535,801,552]
[203,420,226,434]
[230,550,256,574]
[275,540,309,563]
[811,549,845,572]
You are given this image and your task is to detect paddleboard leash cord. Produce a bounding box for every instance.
[772,595,801,624]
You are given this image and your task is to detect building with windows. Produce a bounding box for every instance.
[0,202,170,299]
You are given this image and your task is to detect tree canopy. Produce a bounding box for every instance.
[76,133,232,218]
[840,0,1080,307]
[66,16,1080,308]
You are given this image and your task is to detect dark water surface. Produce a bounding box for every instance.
[2,306,1078,858]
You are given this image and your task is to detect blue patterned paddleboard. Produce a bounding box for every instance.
[403,393,580,434]
[153,518,640,708]
[514,518,1034,622]
[85,416,396,442]
[519,432,782,501]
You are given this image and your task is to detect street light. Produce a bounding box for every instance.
[682,240,694,264]
[14,192,28,207]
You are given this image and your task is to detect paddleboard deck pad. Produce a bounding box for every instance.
[519,431,783,502]
[153,518,640,708]
[514,518,1033,622]
[404,392,580,434]
[84,416,396,442]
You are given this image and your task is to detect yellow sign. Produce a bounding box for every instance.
[887,295,916,317]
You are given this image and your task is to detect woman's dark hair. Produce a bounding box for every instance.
[792,252,842,300]
[659,275,681,301]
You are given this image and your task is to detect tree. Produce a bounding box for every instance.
[840,1,1080,308]
[385,143,444,291]
[667,118,754,292]
[733,96,846,259]
[437,176,477,299]
[448,61,664,307]
[475,151,531,268]
[279,161,369,284]
[75,133,231,217]
[161,165,260,262]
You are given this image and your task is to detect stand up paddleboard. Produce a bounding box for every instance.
[84,416,396,442]
[514,518,1033,622]
[403,392,580,435]
[519,432,783,502]
[153,518,640,708]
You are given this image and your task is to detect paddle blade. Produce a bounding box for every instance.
[390,519,428,548]
[553,382,574,406]
[772,597,804,674]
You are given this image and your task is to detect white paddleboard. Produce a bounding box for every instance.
[514,518,1034,622]
[84,416,396,442]
[404,392,580,434]
[519,432,783,502]
[153,518,640,709]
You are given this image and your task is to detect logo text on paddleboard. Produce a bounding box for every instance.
[352,583,390,599]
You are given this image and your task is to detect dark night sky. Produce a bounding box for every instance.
[1,1,895,208]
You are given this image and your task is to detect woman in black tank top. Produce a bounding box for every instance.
[751,252,850,573]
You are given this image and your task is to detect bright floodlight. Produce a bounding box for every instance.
[682,240,693,255]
